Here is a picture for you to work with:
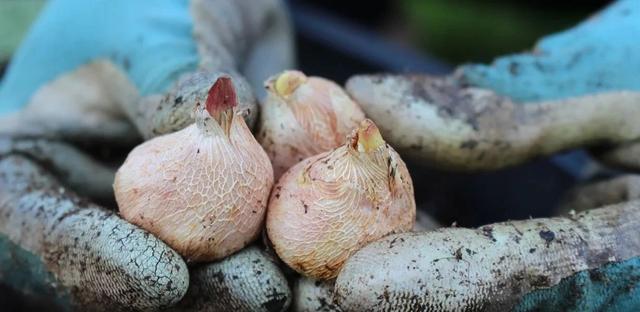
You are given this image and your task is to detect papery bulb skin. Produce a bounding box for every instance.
[266,119,415,279]
[258,70,366,179]
[114,77,274,262]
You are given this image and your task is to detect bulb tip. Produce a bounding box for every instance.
[206,76,237,118]
[272,70,307,97]
[354,119,385,153]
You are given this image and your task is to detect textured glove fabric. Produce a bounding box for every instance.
[463,3,640,307]
[0,155,189,311]
[169,247,292,312]
[513,257,640,312]
[0,0,199,114]
[461,0,640,103]
[459,0,640,178]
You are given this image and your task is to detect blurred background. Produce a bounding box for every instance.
[290,0,610,81]
[0,0,612,228]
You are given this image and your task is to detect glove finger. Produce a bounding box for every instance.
[346,74,640,171]
[134,0,290,139]
[0,137,116,203]
[169,246,291,312]
[0,61,140,146]
[335,202,640,311]
[594,141,640,172]
[129,0,297,138]
[0,155,189,311]
[559,174,640,215]
[133,71,257,139]
[190,0,295,100]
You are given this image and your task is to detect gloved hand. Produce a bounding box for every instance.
[0,152,292,312]
[335,0,640,311]
[0,0,294,142]
[334,202,640,311]
[560,174,640,215]
[292,197,640,312]
[346,0,640,172]
[0,0,294,311]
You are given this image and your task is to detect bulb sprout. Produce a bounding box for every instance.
[354,119,385,153]
[205,76,237,136]
[274,70,307,98]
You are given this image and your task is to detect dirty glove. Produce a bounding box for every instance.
[336,1,640,311]
[346,0,640,172]
[0,153,188,311]
[291,210,441,312]
[560,174,640,215]
[335,202,640,311]
[0,0,294,311]
[0,0,294,142]
[0,152,292,311]
[292,198,640,312]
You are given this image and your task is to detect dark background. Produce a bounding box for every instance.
[291,0,609,81]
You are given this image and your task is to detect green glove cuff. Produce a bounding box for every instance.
[514,257,640,312]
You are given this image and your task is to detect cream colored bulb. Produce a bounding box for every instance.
[266,119,416,279]
[114,77,274,262]
[257,70,366,180]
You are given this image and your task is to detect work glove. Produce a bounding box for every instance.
[0,0,295,142]
[334,201,640,311]
[334,0,640,310]
[0,0,294,311]
[292,194,640,312]
[560,174,640,215]
[0,152,292,312]
[346,0,640,173]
